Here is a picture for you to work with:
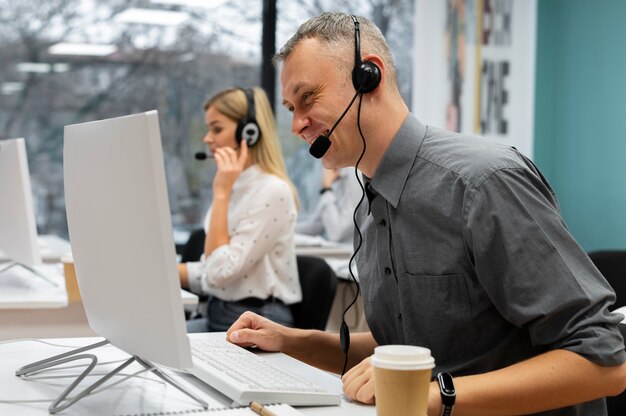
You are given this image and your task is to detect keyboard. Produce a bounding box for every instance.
[187,336,341,406]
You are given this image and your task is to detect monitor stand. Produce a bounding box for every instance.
[0,261,58,286]
[15,339,209,414]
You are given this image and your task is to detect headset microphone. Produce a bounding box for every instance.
[309,88,361,159]
[309,136,331,159]
[194,152,212,160]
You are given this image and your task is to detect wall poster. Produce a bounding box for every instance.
[412,0,537,157]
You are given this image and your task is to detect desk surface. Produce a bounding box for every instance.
[0,263,68,308]
[294,234,353,258]
[0,336,375,415]
[37,234,72,263]
[0,266,198,341]
[295,244,353,259]
[294,235,355,281]
[0,263,198,309]
[0,235,73,264]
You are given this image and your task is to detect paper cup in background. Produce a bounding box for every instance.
[61,253,81,303]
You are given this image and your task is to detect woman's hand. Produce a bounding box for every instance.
[212,140,248,199]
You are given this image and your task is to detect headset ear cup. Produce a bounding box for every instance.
[236,120,260,147]
[236,88,261,147]
[352,61,381,93]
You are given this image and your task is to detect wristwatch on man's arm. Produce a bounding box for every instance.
[437,372,456,416]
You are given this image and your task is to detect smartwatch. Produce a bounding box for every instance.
[437,372,456,416]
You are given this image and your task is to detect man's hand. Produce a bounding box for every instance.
[342,356,376,405]
[226,311,290,352]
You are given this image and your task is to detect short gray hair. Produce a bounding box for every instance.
[273,12,396,82]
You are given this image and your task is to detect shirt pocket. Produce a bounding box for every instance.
[397,272,478,366]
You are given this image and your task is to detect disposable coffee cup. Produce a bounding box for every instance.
[371,345,435,416]
[61,253,81,303]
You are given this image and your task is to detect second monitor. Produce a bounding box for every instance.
[0,138,41,267]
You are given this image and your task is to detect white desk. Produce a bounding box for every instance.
[0,263,68,308]
[0,235,73,264]
[37,235,72,263]
[0,336,375,416]
[0,265,198,341]
[294,236,355,282]
[295,244,354,259]
[0,263,198,309]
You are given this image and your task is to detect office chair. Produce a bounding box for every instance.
[606,323,626,415]
[292,255,338,330]
[587,250,626,415]
[180,228,206,263]
[180,229,207,319]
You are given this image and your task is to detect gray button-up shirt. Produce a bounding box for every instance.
[356,114,625,415]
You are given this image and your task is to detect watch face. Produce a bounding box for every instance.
[438,372,455,396]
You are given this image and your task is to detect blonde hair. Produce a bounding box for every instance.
[204,87,299,209]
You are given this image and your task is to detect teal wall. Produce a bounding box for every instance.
[534,0,626,251]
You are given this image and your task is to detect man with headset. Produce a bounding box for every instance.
[226,12,626,415]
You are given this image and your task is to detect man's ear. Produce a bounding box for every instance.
[360,54,385,93]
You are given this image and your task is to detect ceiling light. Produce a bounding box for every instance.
[179,52,195,62]
[53,63,71,73]
[48,43,117,56]
[2,82,25,94]
[16,62,51,73]
[114,8,189,26]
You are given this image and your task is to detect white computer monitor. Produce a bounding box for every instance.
[64,111,192,369]
[0,138,42,267]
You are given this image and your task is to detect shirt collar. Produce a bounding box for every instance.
[367,114,427,208]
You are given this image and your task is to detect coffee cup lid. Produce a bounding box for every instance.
[371,345,435,370]
[60,252,73,263]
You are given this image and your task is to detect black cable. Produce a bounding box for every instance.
[340,92,368,377]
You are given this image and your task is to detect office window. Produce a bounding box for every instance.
[0,0,414,239]
[0,0,263,238]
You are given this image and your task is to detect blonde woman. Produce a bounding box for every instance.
[179,87,301,332]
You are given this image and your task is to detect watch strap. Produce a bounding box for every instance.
[437,372,455,416]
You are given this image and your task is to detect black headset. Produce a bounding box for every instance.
[335,15,381,377]
[235,88,261,147]
[350,15,381,93]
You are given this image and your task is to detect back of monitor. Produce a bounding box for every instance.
[63,111,192,369]
[0,138,41,266]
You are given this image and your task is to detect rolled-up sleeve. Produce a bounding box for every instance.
[186,260,205,295]
[464,166,626,366]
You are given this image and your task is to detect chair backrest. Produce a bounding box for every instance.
[607,324,626,415]
[587,251,626,415]
[587,250,626,307]
[180,228,206,263]
[292,255,338,330]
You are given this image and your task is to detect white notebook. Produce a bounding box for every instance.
[113,403,304,415]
